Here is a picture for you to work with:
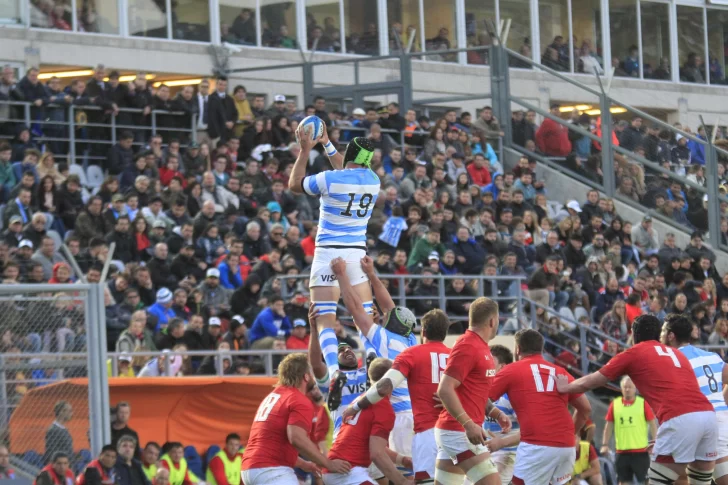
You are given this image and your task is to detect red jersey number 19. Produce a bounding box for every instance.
[430,353,449,384]
[655,346,681,367]
[254,393,281,422]
[531,364,556,392]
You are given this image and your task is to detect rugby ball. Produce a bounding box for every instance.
[300,115,324,141]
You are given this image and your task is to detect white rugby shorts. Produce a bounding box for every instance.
[242,466,299,485]
[323,466,375,485]
[310,247,368,288]
[412,428,437,481]
[435,428,490,464]
[653,410,718,463]
[513,443,575,485]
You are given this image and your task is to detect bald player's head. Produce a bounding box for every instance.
[154,467,170,485]
[620,376,636,400]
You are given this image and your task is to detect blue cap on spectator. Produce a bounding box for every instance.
[428,251,440,261]
[156,287,173,304]
[293,319,306,327]
[267,201,282,214]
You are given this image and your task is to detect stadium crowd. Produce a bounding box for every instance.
[1,65,727,389]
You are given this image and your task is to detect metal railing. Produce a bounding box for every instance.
[491,42,728,253]
[279,273,526,323]
[0,100,198,163]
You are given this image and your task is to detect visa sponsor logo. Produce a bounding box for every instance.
[321,274,338,282]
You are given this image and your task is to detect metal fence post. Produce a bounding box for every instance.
[151,112,157,136]
[580,325,589,375]
[23,103,30,127]
[516,283,524,330]
[706,144,721,248]
[216,354,223,376]
[398,275,406,307]
[599,92,616,196]
[438,278,446,312]
[68,105,76,163]
[95,283,111,447]
[85,287,103,455]
[0,354,7,430]
[111,115,117,145]
[191,113,198,143]
[264,353,273,375]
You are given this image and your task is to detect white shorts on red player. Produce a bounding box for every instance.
[391,412,414,456]
[323,466,376,485]
[511,443,575,485]
[412,428,437,481]
[716,411,728,460]
[653,410,718,463]
[242,466,299,485]
[435,429,490,464]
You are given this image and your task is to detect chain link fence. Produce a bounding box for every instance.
[0,284,108,479]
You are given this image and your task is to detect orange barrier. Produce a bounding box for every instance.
[10,377,277,455]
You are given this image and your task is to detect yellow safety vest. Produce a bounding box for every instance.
[160,454,199,485]
[142,463,157,482]
[573,441,591,475]
[613,396,649,452]
[205,450,242,485]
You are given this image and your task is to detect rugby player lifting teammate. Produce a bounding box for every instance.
[289,123,380,366]
[241,353,351,485]
[661,313,728,484]
[556,314,717,485]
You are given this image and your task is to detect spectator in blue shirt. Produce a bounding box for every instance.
[147,287,176,332]
[218,252,243,289]
[687,126,706,166]
[249,296,292,349]
[623,46,639,77]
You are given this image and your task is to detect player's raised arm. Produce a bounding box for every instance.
[331,257,374,335]
[289,124,319,195]
[320,124,344,170]
[360,256,396,314]
[555,371,609,394]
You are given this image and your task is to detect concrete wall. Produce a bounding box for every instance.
[3,27,728,127]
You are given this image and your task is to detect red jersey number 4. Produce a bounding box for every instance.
[654,346,681,367]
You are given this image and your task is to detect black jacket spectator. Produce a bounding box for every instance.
[535,242,563,264]
[448,237,486,274]
[595,288,625,322]
[242,232,271,261]
[563,241,587,270]
[207,91,237,142]
[171,252,205,282]
[115,457,149,485]
[106,142,134,176]
[527,266,559,290]
[147,255,178,290]
[44,421,73,464]
[411,279,439,316]
[106,230,136,264]
[75,209,106,247]
[618,125,643,151]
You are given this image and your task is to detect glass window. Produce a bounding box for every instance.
[500,0,532,58]
[128,0,167,38]
[261,0,297,49]
[172,0,210,42]
[641,2,671,81]
[423,0,457,62]
[387,0,421,53]
[572,0,602,75]
[707,9,728,85]
[30,0,74,30]
[464,0,495,65]
[609,0,638,78]
[539,0,570,72]
[306,0,341,52]
[344,0,378,55]
[220,0,256,46]
[77,0,119,34]
[2,0,23,24]
[677,5,706,84]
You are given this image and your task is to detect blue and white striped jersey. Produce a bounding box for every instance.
[361,324,418,414]
[302,168,380,248]
[484,394,520,453]
[317,328,369,437]
[679,344,728,413]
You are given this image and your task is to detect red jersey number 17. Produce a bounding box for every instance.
[431,353,449,384]
[254,393,281,422]
[531,364,556,392]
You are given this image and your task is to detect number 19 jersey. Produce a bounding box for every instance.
[302,168,380,249]
[599,341,713,423]
[678,344,728,413]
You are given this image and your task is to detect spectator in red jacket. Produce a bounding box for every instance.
[466,153,492,186]
[286,319,310,350]
[535,103,572,156]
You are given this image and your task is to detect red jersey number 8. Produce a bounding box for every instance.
[254,393,281,422]
[654,346,681,367]
[430,353,449,384]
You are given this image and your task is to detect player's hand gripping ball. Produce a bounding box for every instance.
[300,115,324,141]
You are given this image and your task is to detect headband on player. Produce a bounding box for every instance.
[344,137,374,168]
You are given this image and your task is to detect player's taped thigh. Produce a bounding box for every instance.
[312,301,338,316]
[687,465,714,485]
[433,468,462,485]
[363,300,373,315]
[715,461,728,479]
[465,457,498,484]
[648,462,680,485]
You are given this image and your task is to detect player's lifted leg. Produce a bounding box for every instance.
[288,122,380,370]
